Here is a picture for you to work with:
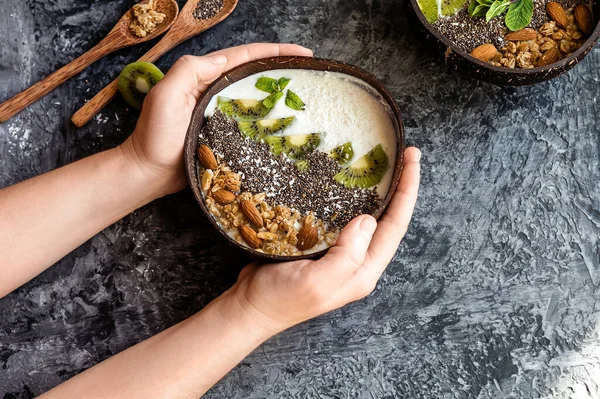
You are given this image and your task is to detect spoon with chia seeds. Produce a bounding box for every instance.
[71,0,239,128]
[0,0,179,123]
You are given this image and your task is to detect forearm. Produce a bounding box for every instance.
[39,290,275,399]
[0,144,163,297]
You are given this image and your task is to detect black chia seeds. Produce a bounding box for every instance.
[433,0,582,52]
[199,111,381,229]
[193,0,224,20]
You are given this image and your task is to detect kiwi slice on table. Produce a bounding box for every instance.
[329,142,355,164]
[118,62,164,110]
[334,144,389,189]
[238,117,296,140]
[218,97,272,120]
[265,134,322,159]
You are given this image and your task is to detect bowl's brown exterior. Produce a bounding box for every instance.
[407,0,600,86]
[184,56,405,262]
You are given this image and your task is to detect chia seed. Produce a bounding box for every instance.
[199,111,381,229]
[193,0,224,20]
[433,0,582,52]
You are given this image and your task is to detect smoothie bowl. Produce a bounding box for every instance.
[184,57,405,261]
[408,0,600,85]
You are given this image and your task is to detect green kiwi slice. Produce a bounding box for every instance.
[417,0,468,23]
[295,159,310,172]
[238,117,295,140]
[218,97,272,121]
[441,0,468,16]
[417,0,439,23]
[329,142,355,164]
[334,144,389,189]
[118,62,164,110]
[264,133,322,159]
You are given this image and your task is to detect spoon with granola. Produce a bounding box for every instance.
[0,0,179,123]
[71,0,239,128]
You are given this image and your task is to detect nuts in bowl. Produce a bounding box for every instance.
[408,0,600,85]
[184,57,405,261]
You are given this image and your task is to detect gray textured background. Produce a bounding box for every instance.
[1,0,600,398]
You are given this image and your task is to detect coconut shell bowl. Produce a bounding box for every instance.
[407,0,600,85]
[184,56,405,262]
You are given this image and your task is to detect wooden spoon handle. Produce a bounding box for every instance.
[0,39,115,123]
[71,36,179,128]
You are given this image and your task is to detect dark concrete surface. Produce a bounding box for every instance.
[1,0,600,398]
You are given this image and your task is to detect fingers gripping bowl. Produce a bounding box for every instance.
[184,57,405,261]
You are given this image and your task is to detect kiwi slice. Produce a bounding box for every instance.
[238,117,295,140]
[218,97,272,121]
[118,62,164,110]
[417,0,468,23]
[417,0,439,23]
[264,133,322,159]
[441,0,468,16]
[295,159,310,172]
[334,144,389,189]
[329,142,355,164]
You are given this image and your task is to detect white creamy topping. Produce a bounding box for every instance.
[205,69,398,199]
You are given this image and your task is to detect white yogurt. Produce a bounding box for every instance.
[205,69,398,198]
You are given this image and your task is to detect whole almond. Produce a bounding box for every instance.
[239,225,263,249]
[470,44,498,62]
[505,28,537,41]
[297,223,319,251]
[574,4,593,35]
[197,144,219,170]
[213,189,236,204]
[546,2,569,28]
[538,47,560,67]
[240,200,264,228]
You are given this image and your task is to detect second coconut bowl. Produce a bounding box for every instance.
[407,0,600,86]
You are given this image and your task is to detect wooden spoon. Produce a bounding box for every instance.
[0,0,179,123]
[71,0,239,128]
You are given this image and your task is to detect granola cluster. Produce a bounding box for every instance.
[490,15,587,68]
[129,0,166,38]
[203,164,339,256]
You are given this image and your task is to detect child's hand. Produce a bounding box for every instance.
[119,44,313,198]
[228,148,421,337]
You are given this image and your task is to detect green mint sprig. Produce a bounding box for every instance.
[505,0,534,31]
[255,77,291,109]
[285,90,306,111]
[468,0,533,31]
[255,76,306,111]
[255,77,290,94]
[262,91,284,109]
[487,0,511,21]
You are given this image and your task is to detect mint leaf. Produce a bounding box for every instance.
[469,0,507,19]
[277,78,291,91]
[285,90,306,111]
[255,77,278,93]
[485,0,510,21]
[505,0,533,31]
[263,91,284,109]
[468,0,478,15]
[471,4,488,17]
